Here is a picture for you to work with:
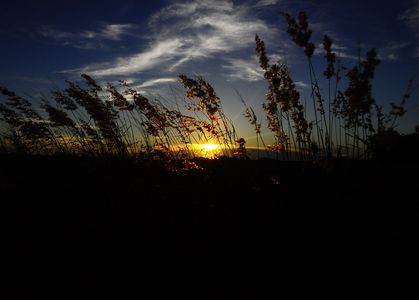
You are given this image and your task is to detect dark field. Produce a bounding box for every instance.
[3,154,419,295]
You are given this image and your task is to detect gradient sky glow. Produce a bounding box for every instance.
[1,0,418,146]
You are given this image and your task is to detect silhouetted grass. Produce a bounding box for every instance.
[0,11,416,162]
[0,74,244,165]
[252,11,416,160]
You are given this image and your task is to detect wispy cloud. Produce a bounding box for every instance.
[67,0,275,77]
[121,77,178,94]
[100,24,135,40]
[73,38,184,76]
[222,53,286,82]
[295,81,310,89]
[379,41,410,61]
[399,1,419,56]
[399,2,419,34]
[223,58,264,81]
[39,24,135,49]
[254,0,280,7]
[317,37,410,62]
[137,77,178,89]
[268,54,285,64]
[315,42,358,61]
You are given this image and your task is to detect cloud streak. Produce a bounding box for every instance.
[68,0,275,78]
[78,38,184,76]
[315,42,359,61]
[400,2,419,34]
[137,77,178,89]
[223,58,264,82]
[399,1,419,56]
[295,81,310,89]
[255,0,280,7]
[40,24,135,49]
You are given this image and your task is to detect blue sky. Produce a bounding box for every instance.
[1,0,419,145]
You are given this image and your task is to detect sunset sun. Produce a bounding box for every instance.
[200,143,219,151]
[199,143,220,158]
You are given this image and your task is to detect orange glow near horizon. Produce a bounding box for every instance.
[198,143,220,158]
[200,143,219,151]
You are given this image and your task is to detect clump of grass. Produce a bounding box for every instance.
[282,11,327,155]
[0,87,56,153]
[255,34,311,158]
[251,10,415,160]
[235,89,266,159]
[0,73,247,166]
[179,74,239,157]
[341,49,380,157]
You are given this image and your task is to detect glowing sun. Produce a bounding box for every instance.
[199,143,220,158]
[200,143,219,151]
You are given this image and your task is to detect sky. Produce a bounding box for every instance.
[1,0,419,146]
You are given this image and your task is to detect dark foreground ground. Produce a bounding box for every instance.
[2,154,419,295]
